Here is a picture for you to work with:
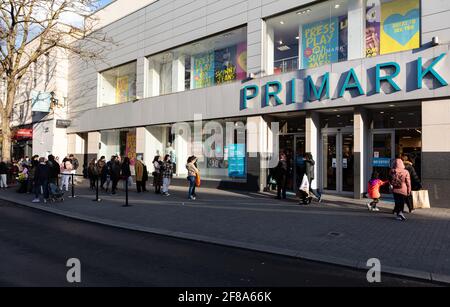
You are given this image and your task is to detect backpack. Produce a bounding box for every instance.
[391,171,404,189]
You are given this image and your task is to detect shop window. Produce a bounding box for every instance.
[147,27,247,97]
[371,106,421,129]
[365,0,420,58]
[100,129,137,168]
[266,0,349,74]
[99,62,137,106]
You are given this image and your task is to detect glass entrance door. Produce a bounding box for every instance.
[321,129,354,194]
[279,134,305,191]
[370,131,395,194]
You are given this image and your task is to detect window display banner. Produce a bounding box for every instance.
[236,42,247,80]
[302,17,339,69]
[366,0,381,57]
[338,16,348,62]
[193,51,215,89]
[227,144,246,178]
[116,76,129,103]
[373,157,391,168]
[380,0,420,55]
[214,46,237,85]
[125,132,137,167]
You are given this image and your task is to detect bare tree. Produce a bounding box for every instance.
[0,0,111,161]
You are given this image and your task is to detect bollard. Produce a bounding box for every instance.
[122,176,130,207]
[68,173,76,198]
[92,177,102,203]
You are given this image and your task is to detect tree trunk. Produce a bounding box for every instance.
[1,115,12,162]
[1,81,17,162]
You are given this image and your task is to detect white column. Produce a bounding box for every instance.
[347,0,365,60]
[148,60,160,97]
[87,132,101,158]
[354,107,368,199]
[422,99,450,207]
[306,113,319,190]
[145,126,164,165]
[265,23,275,76]
[172,55,185,93]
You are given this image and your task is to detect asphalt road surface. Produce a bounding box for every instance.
[0,200,437,287]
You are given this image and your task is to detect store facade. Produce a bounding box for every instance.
[66,0,450,207]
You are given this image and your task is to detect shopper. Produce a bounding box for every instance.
[88,158,98,190]
[274,153,288,200]
[0,159,8,189]
[186,156,199,200]
[121,157,132,191]
[402,154,422,212]
[135,155,147,193]
[47,155,60,186]
[32,157,50,203]
[27,158,39,194]
[110,156,121,195]
[162,154,174,196]
[152,156,162,194]
[389,159,411,221]
[17,163,29,193]
[303,152,322,203]
[60,157,73,192]
[367,172,388,212]
[69,154,79,184]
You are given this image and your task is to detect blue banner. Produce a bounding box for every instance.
[373,157,391,168]
[227,144,246,178]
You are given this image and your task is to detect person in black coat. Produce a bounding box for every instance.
[47,155,60,186]
[121,157,132,190]
[110,156,121,195]
[32,157,50,203]
[274,153,288,200]
[304,152,322,203]
[402,154,422,212]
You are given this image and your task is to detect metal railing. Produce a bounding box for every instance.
[274,56,299,74]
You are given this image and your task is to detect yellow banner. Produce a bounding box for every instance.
[116,76,129,104]
[380,0,420,55]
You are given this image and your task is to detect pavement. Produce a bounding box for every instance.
[1,180,450,285]
[1,201,434,287]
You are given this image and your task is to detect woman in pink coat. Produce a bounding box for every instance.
[389,159,411,221]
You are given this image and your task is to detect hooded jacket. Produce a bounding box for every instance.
[389,159,411,196]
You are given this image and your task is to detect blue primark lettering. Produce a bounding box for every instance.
[243,85,259,109]
[376,62,401,93]
[306,72,329,102]
[339,68,364,98]
[417,53,448,89]
[290,79,297,104]
[264,81,283,107]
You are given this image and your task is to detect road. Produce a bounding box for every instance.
[0,200,436,287]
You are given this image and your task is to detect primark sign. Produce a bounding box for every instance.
[241,52,449,109]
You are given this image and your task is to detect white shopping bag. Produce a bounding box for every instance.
[299,174,310,193]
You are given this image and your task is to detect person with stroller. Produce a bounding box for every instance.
[32,157,50,203]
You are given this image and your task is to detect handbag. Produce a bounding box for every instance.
[299,174,310,194]
[412,190,431,209]
[195,173,201,187]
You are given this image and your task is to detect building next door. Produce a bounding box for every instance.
[321,128,354,194]
[279,134,305,191]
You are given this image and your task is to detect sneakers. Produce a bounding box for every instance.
[189,196,196,200]
[317,196,322,203]
[372,207,380,212]
[367,203,372,211]
[398,212,407,221]
[32,198,40,203]
[162,192,170,197]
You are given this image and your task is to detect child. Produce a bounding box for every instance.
[367,172,388,212]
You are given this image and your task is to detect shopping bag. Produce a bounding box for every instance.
[299,174,309,194]
[195,173,201,187]
[412,190,431,209]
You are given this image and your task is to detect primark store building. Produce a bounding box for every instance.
[67,0,450,207]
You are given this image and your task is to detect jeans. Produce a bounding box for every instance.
[188,176,196,198]
[61,174,71,191]
[393,193,407,214]
[162,177,171,194]
[0,174,7,188]
[308,178,321,199]
[35,180,49,200]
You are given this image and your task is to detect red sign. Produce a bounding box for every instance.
[15,129,33,139]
